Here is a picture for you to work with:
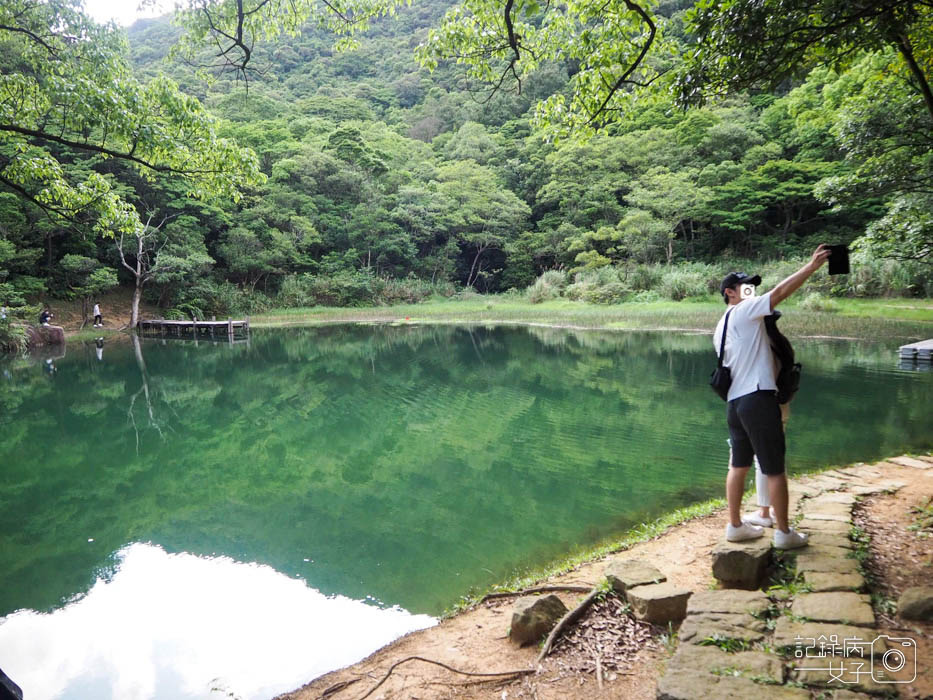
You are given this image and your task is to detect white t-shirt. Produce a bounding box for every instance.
[93,304,101,316]
[713,292,778,402]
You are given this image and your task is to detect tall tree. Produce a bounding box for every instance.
[118,212,213,328]
[0,0,262,238]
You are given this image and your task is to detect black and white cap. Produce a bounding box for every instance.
[720,271,762,295]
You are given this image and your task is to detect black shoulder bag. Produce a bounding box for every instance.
[764,311,802,404]
[710,308,734,401]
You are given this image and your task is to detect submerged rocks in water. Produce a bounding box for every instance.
[510,594,568,646]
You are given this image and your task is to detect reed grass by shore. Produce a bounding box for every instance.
[252,296,933,340]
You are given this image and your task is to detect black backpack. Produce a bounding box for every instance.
[764,310,801,404]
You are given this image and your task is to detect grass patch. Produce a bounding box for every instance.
[251,296,932,341]
[698,635,755,653]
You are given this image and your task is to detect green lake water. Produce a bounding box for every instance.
[0,324,931,699]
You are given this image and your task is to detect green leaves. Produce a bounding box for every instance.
[0,0,264,236]
[417,0,673,137]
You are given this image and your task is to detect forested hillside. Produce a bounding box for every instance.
[1,0,930,327]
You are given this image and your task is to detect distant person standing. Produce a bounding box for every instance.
[39,307,53,325]
[715,244,831,549]
[93,301,102,328]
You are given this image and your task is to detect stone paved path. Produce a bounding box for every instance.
[656,454,933,700]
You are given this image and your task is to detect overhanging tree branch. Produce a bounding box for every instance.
[0,125,232,176]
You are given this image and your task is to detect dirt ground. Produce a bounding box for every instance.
[34,288,157,332]
[274,461,933,700]
[854,470,933,700]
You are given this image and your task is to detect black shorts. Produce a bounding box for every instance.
[727,390,785,475]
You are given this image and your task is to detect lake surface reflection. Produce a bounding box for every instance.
[0,324,930,699]
[0,543,434,700]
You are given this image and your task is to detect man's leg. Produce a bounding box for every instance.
[767,472,789,531]
[727,465,751,527]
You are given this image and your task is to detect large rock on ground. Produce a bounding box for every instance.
[711,538,771,589]
[791,592,875,627]
[624,582,691,625]
[604,558,665,594]
[898,586,933,620]
[686,589,770,616]
[509,594,567,646]
[26,324,65,347]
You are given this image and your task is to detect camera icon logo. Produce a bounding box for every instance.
[871,636,917,683]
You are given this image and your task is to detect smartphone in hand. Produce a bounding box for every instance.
[827,245,850,275]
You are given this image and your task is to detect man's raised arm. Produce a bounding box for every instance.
[769,244,832,310]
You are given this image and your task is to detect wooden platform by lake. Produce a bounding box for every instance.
[899,339,933,361]
[137,318,250,343]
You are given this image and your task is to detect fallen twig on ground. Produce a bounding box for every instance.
[352,656,535,700]
[320,678,360,697]
[536,587,602,664]
[479,585,593,604]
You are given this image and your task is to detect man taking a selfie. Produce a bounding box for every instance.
[714,244,832,549]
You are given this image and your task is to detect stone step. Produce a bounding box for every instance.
[791,592,875,627]
[657,669,810,700]
[888,455,932,469]
[604,558,666,594]
[801,571,865,592]
[625,581,691,625]
[666,644,783,683]
[672,456,914,700]
[711,538,771,589]
[686,589,770,616]
[677,610,767,645]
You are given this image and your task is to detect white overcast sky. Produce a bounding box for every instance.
[82,0,173,27]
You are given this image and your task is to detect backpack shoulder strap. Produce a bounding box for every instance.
[717,308,734,368]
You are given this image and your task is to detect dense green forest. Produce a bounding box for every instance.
[0,0,930,336]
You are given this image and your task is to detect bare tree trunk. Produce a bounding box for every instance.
[467,244,488,288]
[130,280,142,330]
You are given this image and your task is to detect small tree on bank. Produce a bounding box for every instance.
[118,212,213,328]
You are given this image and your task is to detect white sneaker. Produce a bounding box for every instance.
[744,512,773,528]
[774,528,809,550]
[726,522,765,542]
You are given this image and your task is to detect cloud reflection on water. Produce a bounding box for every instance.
[0,543,436,700]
